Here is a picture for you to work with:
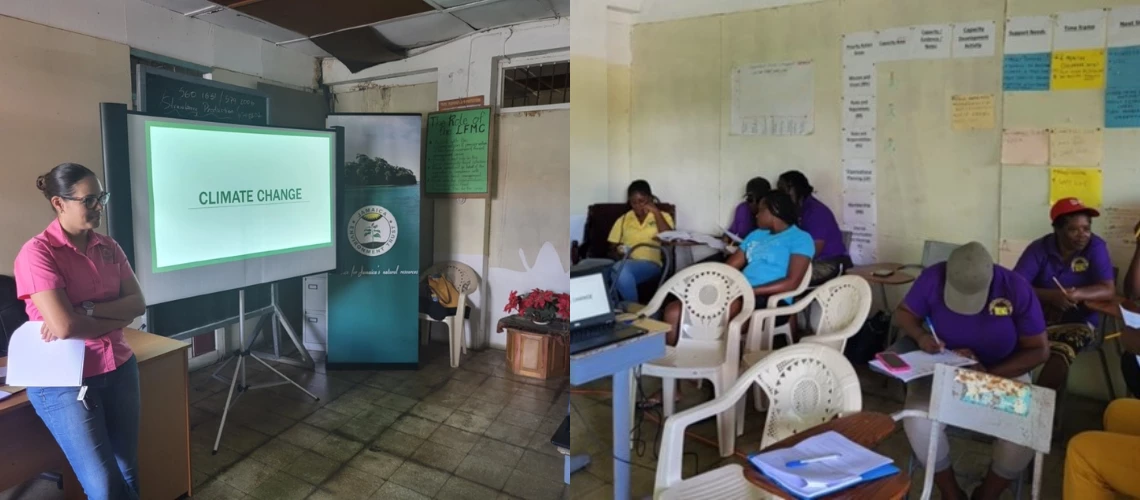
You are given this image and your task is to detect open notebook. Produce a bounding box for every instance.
[868,350,976,383]
[748,431,898,499]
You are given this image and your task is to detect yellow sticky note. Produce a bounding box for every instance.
[950,94,995,131]
[1051,49,1106,90]
[1049,167,1103,208]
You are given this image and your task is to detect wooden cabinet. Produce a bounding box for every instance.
[504,326,568,380]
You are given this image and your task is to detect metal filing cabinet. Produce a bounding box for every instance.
[302,274,328,352]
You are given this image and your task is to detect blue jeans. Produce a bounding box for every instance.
[608,259,662,304]
[27,355,140,500]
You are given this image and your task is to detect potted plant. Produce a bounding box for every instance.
[504,288,569,325]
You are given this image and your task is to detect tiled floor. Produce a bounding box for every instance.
[1,345,569,500]
[568,367,1109,499]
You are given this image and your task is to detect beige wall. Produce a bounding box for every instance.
[603,0,1140,399]
[0,15,133,274]
[487,110,571,346]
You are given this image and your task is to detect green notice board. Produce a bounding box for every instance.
[424,106,492,197]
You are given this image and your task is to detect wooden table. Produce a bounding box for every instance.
[0,329,191,500]
[1086,296,1139,319]
[743,412,910,499]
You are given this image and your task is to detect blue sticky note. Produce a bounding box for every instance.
[1003,53,1051,91]
[1106,87,1140,128]
[1108,46,1140,89]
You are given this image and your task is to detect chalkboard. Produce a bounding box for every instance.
[134,67,274,339]
[137,66,269,126]
[424,106,492,197]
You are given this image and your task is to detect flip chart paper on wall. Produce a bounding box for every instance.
[842,191,876,227]
[1003,53,1052,91]
[950,94,995,131]
[1048,128,1103,165]
[843,31,878,65]
[847,223,877,266]
[1004,16,1053,54]
[842,159,875,191]
[1001,129,1049,165]
[912,24,951,59]
[1051,49,1106,90]
[1108,6,1140,47]
[952,21,996,58]
[877,27,915,61]
[1102,207,1140,249]
[842,127,876,159]
[1054,9,1108,51]
[1049,167,1103,208]
[731,60,814,136]
[843,63,876,97]
[998,239,1031,268]
[843,96,876,129]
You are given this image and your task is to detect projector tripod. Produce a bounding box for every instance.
[211,283,319,454]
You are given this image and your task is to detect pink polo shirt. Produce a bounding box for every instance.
[13,219,134,378]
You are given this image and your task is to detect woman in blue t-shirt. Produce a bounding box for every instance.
[645,192,814,406]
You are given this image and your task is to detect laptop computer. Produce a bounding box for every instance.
[569,269,648,355]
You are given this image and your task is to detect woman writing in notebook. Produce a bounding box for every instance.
[893,242,1048,500]
[646,191,813,405]
[606,180,673,304]
[13,163,146,500]
[1012,198,1115,393]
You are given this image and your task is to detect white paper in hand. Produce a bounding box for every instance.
[6,321,85,387]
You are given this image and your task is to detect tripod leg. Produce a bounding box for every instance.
[273,306,313,365]
[248,353,320,401]
[213,356,244,454]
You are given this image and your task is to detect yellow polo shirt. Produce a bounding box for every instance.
[607,210,673,266]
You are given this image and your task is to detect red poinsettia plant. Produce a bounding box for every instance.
[504,288,570,323]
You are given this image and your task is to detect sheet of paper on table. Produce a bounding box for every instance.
[6,321,86,387]
[1121,305,1140,369]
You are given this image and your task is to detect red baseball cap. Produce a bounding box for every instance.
[1050,197,1100,221]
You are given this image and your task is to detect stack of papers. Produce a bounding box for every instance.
[656,231,727,251]
[868,350,976,382]
[6,321,85,387]
[749,431,897,499]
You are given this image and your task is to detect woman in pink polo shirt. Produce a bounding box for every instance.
[13,163,146,500]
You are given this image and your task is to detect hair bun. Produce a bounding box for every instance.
[35,175,47,192]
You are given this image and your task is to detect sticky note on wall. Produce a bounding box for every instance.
[1051,49,1106,90]
[1049,167,1103,208]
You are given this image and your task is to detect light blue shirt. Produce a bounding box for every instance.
[739,226,816,287]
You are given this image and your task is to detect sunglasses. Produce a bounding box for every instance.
[62,192,110,209]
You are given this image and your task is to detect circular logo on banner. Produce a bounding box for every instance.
[348,205,398,257]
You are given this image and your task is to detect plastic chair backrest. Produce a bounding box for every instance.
[920,240,961,268]
[423,261,481,293]
[756,345,863,449]
[800,276,873,352]
[643,262,754,343]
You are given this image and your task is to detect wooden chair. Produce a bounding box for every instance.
[574,202,678,301]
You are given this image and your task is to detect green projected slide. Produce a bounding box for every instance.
[145,121,335,273]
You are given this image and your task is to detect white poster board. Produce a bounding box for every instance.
[731,60,815,136]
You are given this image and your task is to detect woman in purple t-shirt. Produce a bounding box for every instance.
[894,242,1048,500]
[723,177,770,242]
[776,171,851,285]
[1011,198,1116,393]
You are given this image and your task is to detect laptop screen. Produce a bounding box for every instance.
[569,272,611,325]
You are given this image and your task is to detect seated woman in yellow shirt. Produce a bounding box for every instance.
[607,180,673,304]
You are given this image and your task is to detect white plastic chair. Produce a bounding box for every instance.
[736,276,872,437]
[634,262,755,458]
[761,263,813,349]
[654,344,862,499]
[418,261,480,368]
[893,365,1056,500]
